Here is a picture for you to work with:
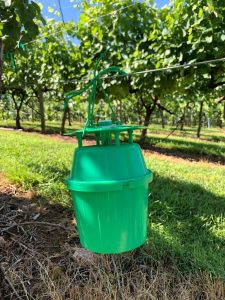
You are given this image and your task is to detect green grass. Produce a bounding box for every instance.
[0,130,225,278]
[148,123,225,141]
[0,119,82,134]
[1,119,225,161]
[1,118,225,140]
[145,134,225,161]
[0,131,73,205]
[146,153,225,278]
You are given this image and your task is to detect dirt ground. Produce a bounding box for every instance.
[0,176,80,299]
[1,176,225,300]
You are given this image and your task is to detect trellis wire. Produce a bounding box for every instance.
[98,57,225,80]
[4,56,225,89]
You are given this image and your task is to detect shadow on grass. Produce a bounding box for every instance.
[1,167,225,280]
[147,126,225,142]
[140,135,225,164]
[0,123,80,135]
[204,134,225,143]
[19,159,225,278]
[2,188,225,299]
[24,154,225,277]
[2,122,225,165]
[147,174,225,278]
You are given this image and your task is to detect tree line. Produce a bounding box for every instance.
[0,0,225,142]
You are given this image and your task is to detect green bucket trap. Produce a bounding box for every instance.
[64,55,153,254]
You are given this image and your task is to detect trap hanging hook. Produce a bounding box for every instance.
[64,50,127,135]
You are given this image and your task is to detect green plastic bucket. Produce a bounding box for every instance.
[66,132,153,254]
[64,59,153,253]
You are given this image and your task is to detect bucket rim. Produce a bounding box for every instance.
[65,170,153,192]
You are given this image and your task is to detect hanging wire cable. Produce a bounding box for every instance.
[49,56,225,84]
[48,56,225,82]
[3,56,225,89]
[4,0,225,89]
[103,57,225,80]
[57,0,65,24]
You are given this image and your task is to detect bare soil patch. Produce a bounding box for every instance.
[0,177,225,300]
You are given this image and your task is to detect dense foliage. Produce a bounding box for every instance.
[1,0,225,139]
[0,0,45,85]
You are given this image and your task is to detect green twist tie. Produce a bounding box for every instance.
[2,40,27,71]
[17,41,27,52]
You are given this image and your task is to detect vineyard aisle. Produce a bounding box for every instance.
[0,130,225,299]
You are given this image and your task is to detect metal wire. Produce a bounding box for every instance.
[3,55,225,89]
[57,0,65,24]
[102,57,225,79]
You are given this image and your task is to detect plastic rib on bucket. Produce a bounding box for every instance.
[64,52,153,254]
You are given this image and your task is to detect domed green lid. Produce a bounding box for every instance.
[66,143,153,192]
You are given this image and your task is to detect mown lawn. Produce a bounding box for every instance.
[1,119,225,140]
[144,134,225,161]
[1,119,225,161]
[0,129,225,279]
[0,119,83,134]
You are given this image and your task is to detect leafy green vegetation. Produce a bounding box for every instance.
[1,0,225,140]
[0,130,224,278]
[0,0,44,51]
